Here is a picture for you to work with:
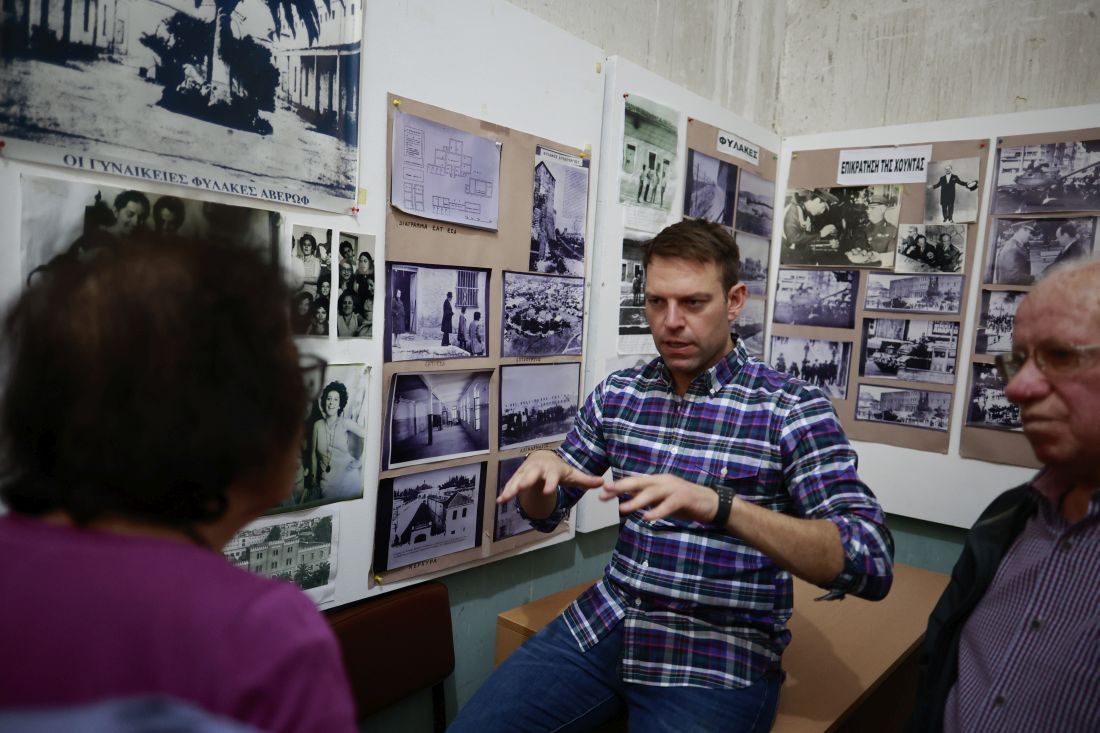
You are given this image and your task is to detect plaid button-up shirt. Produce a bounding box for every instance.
[529,342,894,689]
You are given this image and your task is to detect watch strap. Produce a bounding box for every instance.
[712,485,734,527]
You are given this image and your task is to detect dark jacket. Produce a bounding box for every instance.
[908,483,1038,733]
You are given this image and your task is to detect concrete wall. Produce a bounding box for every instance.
[506,0,1099,135]
[778,0,1100,134]
[505,0,787,130]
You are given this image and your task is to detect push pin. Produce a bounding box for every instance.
[392,99,401,107]
[623,93,629,99]
[373,574,383,583]
[687,116,694,123]
[351,206,360,213]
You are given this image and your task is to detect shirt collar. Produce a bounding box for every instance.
[1029,468,1100,521]
[652,338,749,396]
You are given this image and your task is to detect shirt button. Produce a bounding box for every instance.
[720,467,728,476]
[993,695,1005,707]
[642,560,649,569]
[670,447,678,455]
[1030,618,1041,631]
[1062,540,1073,551]
[634,598,642,607]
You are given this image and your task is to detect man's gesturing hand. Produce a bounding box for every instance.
[498,450,604,520]
[600,474,720,525]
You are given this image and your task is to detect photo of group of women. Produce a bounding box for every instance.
[289,227,375,339]
[20,174,281,287]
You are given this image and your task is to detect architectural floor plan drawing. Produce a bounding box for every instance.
[391,109,501,230]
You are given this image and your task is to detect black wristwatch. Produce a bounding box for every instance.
[712,486,734,527]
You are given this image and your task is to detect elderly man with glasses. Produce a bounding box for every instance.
[909,260,1100,733]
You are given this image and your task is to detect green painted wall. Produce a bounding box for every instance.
[360,513,968,730]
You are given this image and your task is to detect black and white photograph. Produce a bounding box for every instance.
[20,174,281,287]
[290,226,333,337]
[384,370,493,470]
[859,318,959,385]
[925,158,980,224]
[734,169,774,238]
[2,0,362,212]
[619,233,653,354]
[976,290,1025,355]
[769,336,852,400]
[966,363,1022,431]
[272,363,368,514]
[984,217,1097,286]
[334,232,375,339]
[391,110,502,230]
[494,457,534,542]
[226,512,338,603]
[619,94,679,233]
[682,148,737,226]
[530,146,589,275]
[502,272,584,358]
[993,140,1100,214]
[374,463,486,573]
[864,273,963,315]
[895,224,966,274]
[855,385,951,432]
[732,299,765,357]
[781,185,901,267]
[386,262,491,362]
[738,232,770,296]
[773,270,858,328]
[499,363,581,450]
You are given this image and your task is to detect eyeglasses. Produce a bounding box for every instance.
[994,343,1100,382]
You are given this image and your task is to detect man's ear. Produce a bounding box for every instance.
[726,282,749,322]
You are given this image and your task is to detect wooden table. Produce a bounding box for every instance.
[495,564,948,732]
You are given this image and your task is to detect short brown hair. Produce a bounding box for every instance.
[642,219,741,292]
[1,236,306,528]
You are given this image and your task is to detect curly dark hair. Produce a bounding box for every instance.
[320,381,349,417]
[113,190,151,218]
[643,219,741,292]
[152,196,185,232]
[0,236,306,528]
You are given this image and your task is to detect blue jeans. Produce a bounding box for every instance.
[448,616,781,733]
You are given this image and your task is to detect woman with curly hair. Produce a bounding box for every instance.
[0,237,355,732]
[312,381,366,500]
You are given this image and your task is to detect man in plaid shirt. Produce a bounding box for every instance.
[451,219,894,733]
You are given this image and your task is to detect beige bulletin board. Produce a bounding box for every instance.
[779,139,990,454]
[372,94,585,585]
[959,125,1100,468]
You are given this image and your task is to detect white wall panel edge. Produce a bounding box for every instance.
[576,56,781,533]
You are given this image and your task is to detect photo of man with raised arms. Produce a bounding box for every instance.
[449,219,894,733]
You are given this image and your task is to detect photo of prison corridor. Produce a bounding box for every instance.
[386,370,491,469]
